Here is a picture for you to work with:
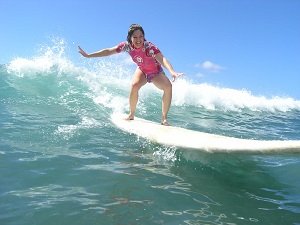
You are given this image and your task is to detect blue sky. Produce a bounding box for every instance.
[1,0,300,98]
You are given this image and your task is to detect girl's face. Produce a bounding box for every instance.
[131,29,144,49]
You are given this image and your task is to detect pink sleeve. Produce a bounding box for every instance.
[147,42,161,57]
[116,42,128,53]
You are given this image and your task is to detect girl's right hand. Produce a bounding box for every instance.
[78,46,89,58]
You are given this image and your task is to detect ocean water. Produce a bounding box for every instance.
[1,41,300,225]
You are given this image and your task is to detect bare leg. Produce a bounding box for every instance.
[127,68,147,120]
[152,72,172,125]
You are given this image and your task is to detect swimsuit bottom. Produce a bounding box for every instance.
[144,67,163,83]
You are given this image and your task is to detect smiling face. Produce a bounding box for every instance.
[130,29,145,49]
[127,24,145,48]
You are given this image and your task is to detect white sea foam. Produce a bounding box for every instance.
[55,116,102,140]
[172,79,300,112]
[6,38,79,77]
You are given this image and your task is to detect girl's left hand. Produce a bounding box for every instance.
[171,72,183,82]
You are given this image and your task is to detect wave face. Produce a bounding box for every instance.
[1,39,300,225]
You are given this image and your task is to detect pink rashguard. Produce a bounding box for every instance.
[116,41,163,82]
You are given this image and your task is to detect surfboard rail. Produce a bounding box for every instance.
[111,113,300,152]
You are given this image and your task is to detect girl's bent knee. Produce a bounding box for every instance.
[165,82,172,92]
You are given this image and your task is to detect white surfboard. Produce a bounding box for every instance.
[111,113,300,152]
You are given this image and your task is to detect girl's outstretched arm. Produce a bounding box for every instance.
[78,46,118,58]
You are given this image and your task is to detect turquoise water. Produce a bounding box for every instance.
[1,41,300,225]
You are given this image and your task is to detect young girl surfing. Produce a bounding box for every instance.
[78,24,182,126]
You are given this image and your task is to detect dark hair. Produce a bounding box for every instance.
[127,24,145,44]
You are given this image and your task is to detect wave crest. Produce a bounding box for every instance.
[173,79,300,112]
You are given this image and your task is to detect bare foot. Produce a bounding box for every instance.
[125,114,134,121]
[161,119,170,126]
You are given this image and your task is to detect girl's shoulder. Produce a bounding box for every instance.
[144,41,161,56]
[144,41,157,49]
[116,41,133,53]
